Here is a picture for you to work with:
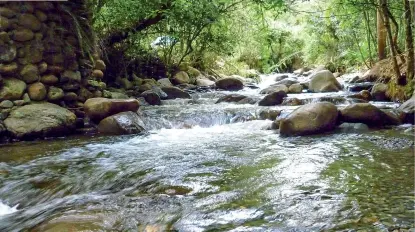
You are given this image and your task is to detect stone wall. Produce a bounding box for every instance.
[0,1,106,114]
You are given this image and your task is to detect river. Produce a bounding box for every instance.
[0,74,413,231]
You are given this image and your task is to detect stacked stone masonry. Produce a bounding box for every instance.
[0,1,106,111]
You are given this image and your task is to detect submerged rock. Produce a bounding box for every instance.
[84,98,140,122]
[279,102,339,136]
[309,70,342,92]
[4,103,76,139]
[161,87,191,99]
[338,123,369,133]
[215,77,243,91]
[339,103,400,127]
[216,94,257,104]
[258,91,287,106]
[98,111,146,135]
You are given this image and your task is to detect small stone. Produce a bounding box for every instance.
[38,62,47,74]
[28,82,47,101]
[35,2,55,11]
[18,13,41,31]
[94,60,106,71]
[34,10,47,22]
[0,16,10,30]
[47,86,64,101]
[0,32,10,43]
[0,62,18,75]
[62,83,80,91]
[40,74,59,85]
[12,28,34,42]
[0,44,16,63]
[91,69,104,79]
[23,93,30,104]
[61,70,81,83]
[13,100,25,106]
[20,64,39,83]
[47,65,64,74]
[0,100,13,108]
[64,92,78,102]
[0,7,16,18]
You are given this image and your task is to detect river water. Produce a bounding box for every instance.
[0,74,413,231]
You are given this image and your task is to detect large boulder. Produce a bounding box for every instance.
[260,84,288,94]
[309,70,342,92]
[98,111,146,135]
[160,87,191,99]
[288,83,303,93]
[141,90,161,105]
[398,95,415,124]
[339,103,400,127]
[0,78,26,101]
[84,98,140,122]
[172,71,190,85]
[215,77,244,91]
[370,83,389,101]
[258,91,287,106]
[279,102,339,136]
[4,103,76,139]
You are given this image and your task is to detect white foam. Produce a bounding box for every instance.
[0,201,18,216]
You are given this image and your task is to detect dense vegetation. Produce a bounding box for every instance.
[88,0,414,87]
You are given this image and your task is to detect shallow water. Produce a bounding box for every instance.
[0,74,413,231]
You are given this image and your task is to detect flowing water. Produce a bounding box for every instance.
[0,74,414,232]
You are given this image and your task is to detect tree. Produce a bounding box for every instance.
[404,0,414,81]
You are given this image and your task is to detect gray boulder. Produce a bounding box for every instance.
[260,84,288,94]
[98,111,146,135]
[370,83,389,101]
[279,102,339,136]
[258,91,287,106]
[84,98,140,122]
[161,87,191,99]
[215,77,244,91]
[398,95,415,124]
[309,70,342,92]
[4,103,76,139]
[340,103,400,127]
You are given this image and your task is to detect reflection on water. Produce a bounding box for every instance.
[0,74,413,231]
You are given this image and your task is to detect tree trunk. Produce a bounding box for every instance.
[404,0,414,80]
[377,9,387,60]
[380,0,403,84]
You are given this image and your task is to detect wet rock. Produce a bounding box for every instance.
[160,87,191,99]
[237,97,258,104]
[339,103,400,127]
[309,70,342,92]
[84,98,140,122]
[280,102,339,136]
[47,86,64,101]
[4,103,76,139]
[20,64,39,83]
[18,13,41,31]
[260,84,288,94]
[0,44,16,63]
[216,94,248,104]
[0,100,13,109]
[215,77,244,91]
[0,7,16,18]
[275,78,298,87]
[142,90,161,106]
[347,82,374,92]
[348,90,371,102]
[288,83,303,93]
[157,78,173,87]
[196,78,215,87]
[0,78,26,101]
[40,74,59,85]
[275,74,289,81]
[370,83,389,101]
[281,98,303,106]
[338,123,369,133]
[0,16,9,30]
[28,82,46,101]
[12,28,34,42]
[98,111,146,135]
[398,95,414,124]
[258,109,281,121]
[258,91,287,106]
[172,71,190,85]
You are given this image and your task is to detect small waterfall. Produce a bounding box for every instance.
[0,201,18,216]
